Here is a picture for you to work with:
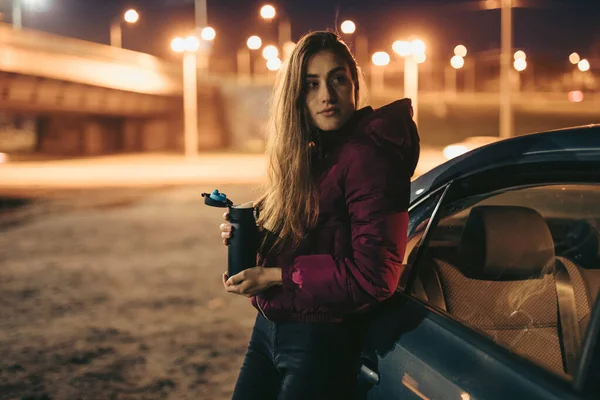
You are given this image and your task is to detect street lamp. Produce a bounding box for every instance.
[445,55,465,99]
[260,4,276,19]
[578,59,590,72]
[259,4,291,50]
[262,45,279,60]
[392,38,426,125]
[266,57,282,71]
[454,44,467,58]
[340,19,369,72]
[200,26,216,41]
[513,58,527,71]
[247,35,262,50]
[340,20,356,35]
[371,51,390,93]
[238,35,263,82]
[171,30,215,158]
[110,9,139,48]
[569,52,581,65]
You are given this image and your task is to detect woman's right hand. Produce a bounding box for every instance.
[219,211,232,246]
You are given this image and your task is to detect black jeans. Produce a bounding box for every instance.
[232,313,365,400]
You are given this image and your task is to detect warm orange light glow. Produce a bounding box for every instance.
[578,59,590,72]
[569,52,581,65]
[201,27,216,41]
[262,45,279,60]
[451,55,464,69]
[266,57,282,71]
[410,39,426,55]
[340,20,356,34]
[247,36,262,50]
[371,51,390,67]
[124,9,139,24]
[171,37,185,53]
[514,58,527,71]
[454,44,467,57]
[568,90,584,103]
[514,50,526,61]
[392,40,411,57]
[260,4,276,19]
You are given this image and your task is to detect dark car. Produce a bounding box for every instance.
[359,125,600,400]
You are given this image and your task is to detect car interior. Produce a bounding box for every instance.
[404,186,600,377]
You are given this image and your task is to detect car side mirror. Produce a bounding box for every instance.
[574,294,600,396]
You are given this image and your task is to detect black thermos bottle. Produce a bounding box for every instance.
[202,190,258,277]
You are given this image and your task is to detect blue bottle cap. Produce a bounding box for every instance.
[202,189,233,208]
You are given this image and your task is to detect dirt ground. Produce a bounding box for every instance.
[0,185,264,400]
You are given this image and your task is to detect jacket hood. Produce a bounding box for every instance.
[355,98,421,177]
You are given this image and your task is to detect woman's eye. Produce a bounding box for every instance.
[332,76,348,84]
[306,81,319,89]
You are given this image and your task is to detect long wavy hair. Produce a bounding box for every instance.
[257,31,366,249]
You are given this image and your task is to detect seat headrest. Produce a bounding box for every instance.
[458,206,555,280]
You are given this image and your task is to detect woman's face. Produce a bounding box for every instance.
[304,50,356,132]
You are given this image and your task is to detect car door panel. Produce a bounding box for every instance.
[365,295,580,400]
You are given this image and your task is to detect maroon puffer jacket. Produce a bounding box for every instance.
[252,98,420,323]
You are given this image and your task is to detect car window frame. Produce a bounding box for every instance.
[404,160,600,393]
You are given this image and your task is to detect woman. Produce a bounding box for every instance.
[219,31,420,399]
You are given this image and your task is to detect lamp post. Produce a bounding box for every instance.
[371,51,390,93]
[110,9,139,48]
[340,19,369,71]
[237,35,262,83]
[446,45,468,98]
[499,0,513,138]
[172,31,214,158]
[259,4,291,51]
[513,50,527,92]
[392,39,427,126]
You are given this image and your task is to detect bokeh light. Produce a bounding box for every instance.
[201,27,216,41]
[454,44,467,57]
[266,57,282,71]
[371,51,391,66]
[262,45,279,60]
[578,59,590,72]
[569,52,581,65]
[260,4,276,19]
[340,20,356,34]
[451,55,465,69]
[247,35,262,50]
[514,58,527,71]
[124,9,139,24]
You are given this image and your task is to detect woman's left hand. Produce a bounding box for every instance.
[223,267,282,297]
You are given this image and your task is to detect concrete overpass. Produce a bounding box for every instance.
[0,23,228,155]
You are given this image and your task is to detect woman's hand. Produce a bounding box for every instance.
[222,267,282,297]
[219,212,232,245]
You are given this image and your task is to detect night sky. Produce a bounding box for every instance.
[4,0,600,65]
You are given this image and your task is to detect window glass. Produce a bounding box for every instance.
[417,184,600,376]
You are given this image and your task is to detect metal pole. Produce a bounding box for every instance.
[195,0,207,28]
[12,0,22,29]
[404,57,419,126]
[183,52,199,158]
[356,34,369,72]
[371,66,384,93]
[499,0,512,138]
[278,18,291,48]
[237,48,251,83]
[445,65,457,100]
[110,20,122,47]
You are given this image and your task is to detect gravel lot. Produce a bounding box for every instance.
[0,185,262,400]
